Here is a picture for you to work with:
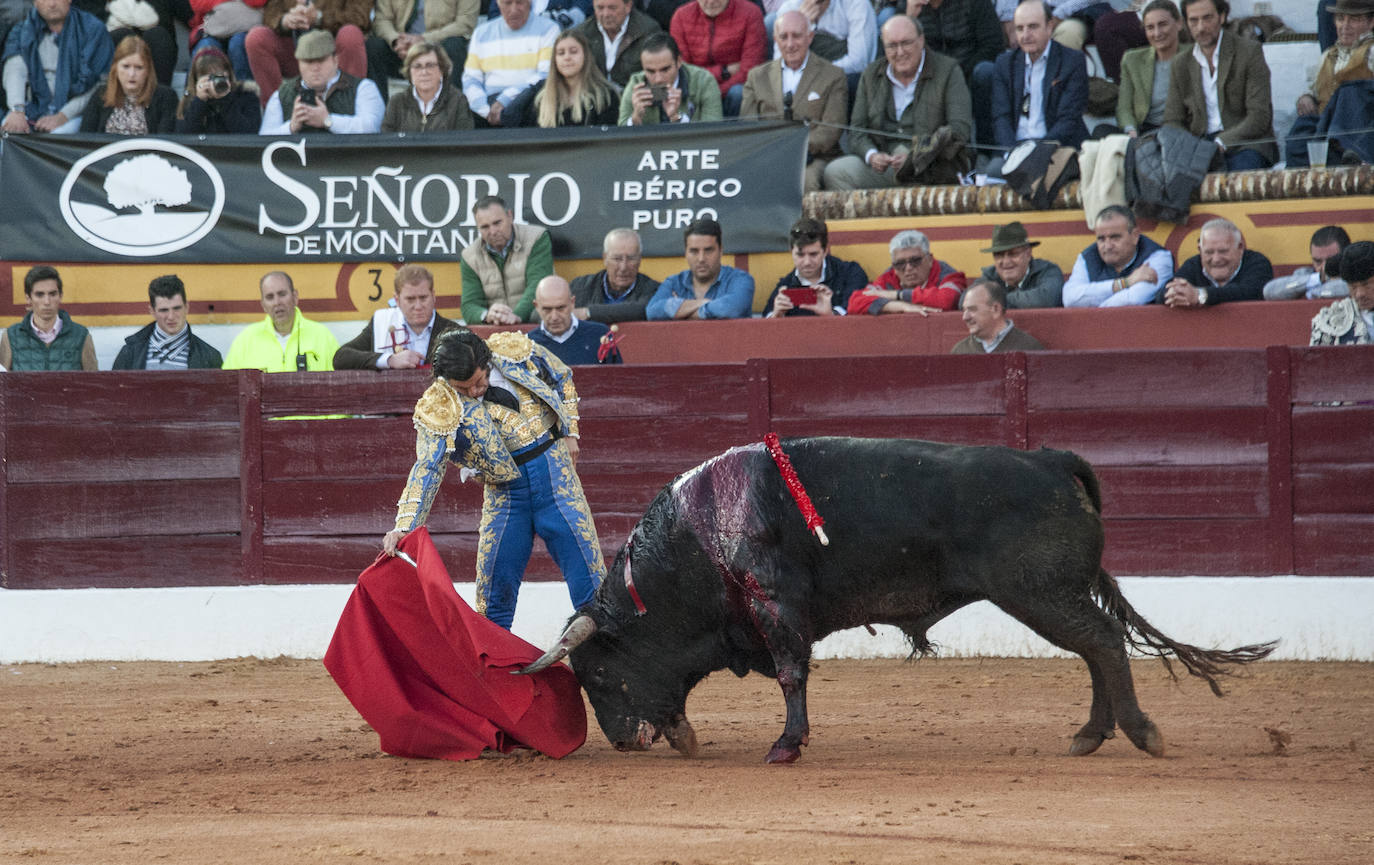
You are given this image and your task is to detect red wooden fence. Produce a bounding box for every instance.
[3,345,1371,589]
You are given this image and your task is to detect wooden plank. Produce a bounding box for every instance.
[1094,465,1268,518]
[263,476,484,535]
[578,364,752,418]
[239,371,264,586]
[578,416,753,465]
[1027,407,1269,465]
[1265,346,1295,575]
[0,376,9,588]
[7,479,240,540]
[259,369,428,416]
[1293,464,1374,515]
[6,536,242,589]
[1101,518,1273,575]
[1290,404,1374,463]
[6,421,240,483]
[1003,352,1029,449]
[2,371,239,423]
[1293,515,1374,575]
[1026,350,1267,410]
[1290,345,1374,403]
[746,357,770,440]
[261,416,418,479]
[767,354,1007,419]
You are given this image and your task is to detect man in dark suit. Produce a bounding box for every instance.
[1163,0,1277,170]
[740,10,848,192]
[577,0,661,90]
[333,264,462,369]
[988,0,1088,160]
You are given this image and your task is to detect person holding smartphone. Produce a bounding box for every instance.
[258,28,383,133]
[763,217,868,318]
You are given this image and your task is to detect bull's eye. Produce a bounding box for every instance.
[620,680,629,693]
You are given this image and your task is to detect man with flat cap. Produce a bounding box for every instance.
[977,221,1064,308]
[259,28,385,134]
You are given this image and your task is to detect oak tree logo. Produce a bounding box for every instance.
[59,139,224,257]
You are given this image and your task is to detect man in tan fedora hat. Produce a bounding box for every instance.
[978,221,1064,308]
[259,28,385,134]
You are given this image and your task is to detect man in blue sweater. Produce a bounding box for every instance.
[529,276,622,365]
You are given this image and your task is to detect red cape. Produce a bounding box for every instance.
[323,528,587,760]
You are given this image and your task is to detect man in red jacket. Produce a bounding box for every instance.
[669,0,767,116]
[848,229,967,315]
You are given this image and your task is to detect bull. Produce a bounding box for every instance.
[522,437,1277,764]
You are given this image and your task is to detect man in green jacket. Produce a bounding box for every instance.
[619,33,723,124]
[459,195,554,325]
[0,266,98,371]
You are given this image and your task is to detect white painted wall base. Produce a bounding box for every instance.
[2,577,1368,664]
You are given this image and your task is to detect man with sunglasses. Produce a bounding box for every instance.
[847,228,966,315]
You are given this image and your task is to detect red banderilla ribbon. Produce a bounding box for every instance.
[597,325,625,363]
[763,432,829,546]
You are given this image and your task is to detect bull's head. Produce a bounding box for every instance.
[521,613,700,756]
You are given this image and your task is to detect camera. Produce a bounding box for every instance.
[209,74,230,97]
[300,87,317,106]
[649,84,668,107]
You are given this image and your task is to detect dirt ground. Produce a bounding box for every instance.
[1,657,1370,865]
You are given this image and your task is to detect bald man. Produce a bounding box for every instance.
[528,276,623,365]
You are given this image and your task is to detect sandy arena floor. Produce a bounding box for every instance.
[2,657,1370,864]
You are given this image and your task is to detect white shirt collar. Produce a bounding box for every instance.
[540,316,580,344]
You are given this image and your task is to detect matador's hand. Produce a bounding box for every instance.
[383,528,406,556]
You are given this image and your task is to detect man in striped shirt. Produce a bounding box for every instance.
[112,275,223,370]
[461,0,558,126]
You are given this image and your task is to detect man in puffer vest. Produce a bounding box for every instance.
[0,265,97,371]
[258,28,383,134]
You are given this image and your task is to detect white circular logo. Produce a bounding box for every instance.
[59,138,225,257]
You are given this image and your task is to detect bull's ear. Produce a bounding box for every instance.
[515,614,598,675]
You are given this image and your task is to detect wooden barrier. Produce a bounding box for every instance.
[3,345,1371,589]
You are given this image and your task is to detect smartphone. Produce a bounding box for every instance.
[782,287,818,306]
[649,84,668,106]
[300,87,317,106]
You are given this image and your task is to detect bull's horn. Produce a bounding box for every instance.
[515,614,598,675]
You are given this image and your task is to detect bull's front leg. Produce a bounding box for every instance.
[765,657,811,764]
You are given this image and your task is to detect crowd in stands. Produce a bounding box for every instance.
[2,0,1370,176]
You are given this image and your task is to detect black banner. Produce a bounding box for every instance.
[0,122,807,263]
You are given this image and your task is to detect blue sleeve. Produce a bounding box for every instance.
[646,273,685,320]
[699,269,756,319]
[1048,51,1089,148]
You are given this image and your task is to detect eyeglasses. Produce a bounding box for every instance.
[892,254,927,270]
[884,38,918,52]
[606,255,640,264]
[411,61,441,71]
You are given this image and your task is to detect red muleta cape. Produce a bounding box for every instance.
[323,528,587,760]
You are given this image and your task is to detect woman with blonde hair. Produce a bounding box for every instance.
[80,35,178,134]
[524,29,617,128]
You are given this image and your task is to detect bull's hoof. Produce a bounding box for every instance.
[1069,734,1106,757]
[1141,725,1166,758]
[664,716,699,758]
[764,743,802,764]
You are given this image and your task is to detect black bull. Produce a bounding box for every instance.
[523,437,1277,763]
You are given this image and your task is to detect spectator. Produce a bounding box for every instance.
[0,265,97,371]
[333,265,463,369]
[1310,239,1374,344]
[0,0,28,52]
[950,278,1046,353]
[462,0,558,126]
[1160,217,1272,307]
[382,328,605,630]
[2,0,113,134]
[245,0,370,107]
[987,0,1088,160]
[1063,205,1174,307]
[259,29,384,134]
[740,10,847,192]
[618,32,722,123]
[1163,0,1277,171]
[569,227,660,322]
[80,35,177,133]
[848,229,966,315]
[646,218,756,320]
[823,15,971,190]
[529,275,622,364]
[1044,0,1146,83]
[762,216,868,317]
[365,0,479,99]
[523,28,617,126]
[978,221,1064,308]
[381,40,475,130]
[76,0,179,85]
[904,0,1001,83]
[1265,226,1352,300]
[480,0,590,29]
[669,0,767,116]
[1117,0,1184,138]
[188,0,263,82]
[223,271,339,371]
[176,46,263,133]
[112,275,224,370]
[1287,0,1374,168]
[773,0,877,80]
[576,0,661,90]
[460,195,554,324]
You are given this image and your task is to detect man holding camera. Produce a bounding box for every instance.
[618,32,721,124]
[259,29,384,134]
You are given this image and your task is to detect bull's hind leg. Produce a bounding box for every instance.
[998,595,1165,758]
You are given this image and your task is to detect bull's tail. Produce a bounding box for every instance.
[1041,448,1103,514]
[1093,568,1278,696]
